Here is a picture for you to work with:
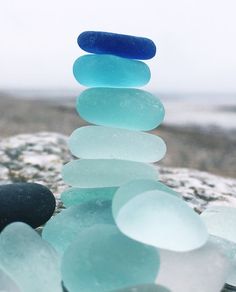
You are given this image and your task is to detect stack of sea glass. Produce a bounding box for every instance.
[0,31,235,292]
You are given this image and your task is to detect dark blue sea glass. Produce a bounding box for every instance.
[77,31,156,60]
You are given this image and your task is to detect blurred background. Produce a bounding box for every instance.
[0,0,235,177]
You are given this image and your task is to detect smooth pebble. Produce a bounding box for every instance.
[73,54,151,87]
[62,159,158,188]
[76,88,165,131]
[78,31,156,60]
[68,126,166,162]
[62,224,160,292]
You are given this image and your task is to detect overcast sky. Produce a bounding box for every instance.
[0,0,236,93]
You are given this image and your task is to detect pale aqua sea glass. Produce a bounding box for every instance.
[68,126,166,162]
[62,224,160,292]
[61,187,117,207]
[112,179,181,219]
[113,190,208,251]
[76,88,165,131]
[42,200,114,255]
[0,223,61,292]
[201,206,236,244]
[73,54,151,87]
[62,159,158,188]
[0,268,21,292]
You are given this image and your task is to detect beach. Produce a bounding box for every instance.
[0,92,235,178]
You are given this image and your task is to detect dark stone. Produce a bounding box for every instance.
[0,183,55,231]
[77,31,156,60]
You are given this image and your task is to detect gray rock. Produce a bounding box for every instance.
[0,132,236,215]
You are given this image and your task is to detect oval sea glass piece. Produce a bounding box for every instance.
[62,159,158,188]
[62,224,160,292]
[113,190,208,251]
[68,126,166,163]
[201,206,236,244]
[73,55,151,87]
[0,222,61,292]
[77,31,156,60]
[76,88,165,131]
[112,179,181,220]
[42,200,114,255]
[61,187,117,207]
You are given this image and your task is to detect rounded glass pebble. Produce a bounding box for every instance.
[112,179,181,219]
[157,240,231,292]
[113,190,208,251]
[68,126,166,162]
[76,88,165,131]
[0,222,61,292]
[62,225,160,292]
[77,31,156,60]
[73,54,151,87]
[201,206,236,244]
[61,187,117,207]
[0,183,55,231]
[42,200,115,255]
[62,159,158,188]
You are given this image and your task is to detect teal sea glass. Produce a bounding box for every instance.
[62,224,160,292]
[112,179,181,219]
[76,88,165,131]
[61,187,117,207]
[73,54,151,87]
[62,159,158,188]
[68,126,166,162]
[113,190,208,252]
[42,200,114,255]
[0,223,61,292]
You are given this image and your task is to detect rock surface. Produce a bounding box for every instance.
[0,132,235,215]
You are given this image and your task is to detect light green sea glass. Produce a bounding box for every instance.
[0,222,61,292]
[112,179,181,220]
[73,54,151,87]
[62,159,158,188]
[62,224,160,292]
[68,126,166,162]
[113,190,208,251]
[201,206,236,244]
[76,88,165,131]
[61,187,117,207]
[42,200,115,255]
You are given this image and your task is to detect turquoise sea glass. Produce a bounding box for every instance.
[73,55,151,87]
[61,187,117,207]
[42,200,114,255]
[62,224,160,292]
[113,190,208,251]
[76,88,165,131]
[112,179,181,219]
[0,223,61,292]
[62,159,158,188]
[68,126,166,162]
[201,206,236,244]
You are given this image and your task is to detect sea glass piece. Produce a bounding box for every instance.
[0,268,21,292]
[157,239,231,292]
[211,236,236,287]
[73,55,151,87]
[68,126,166,162]
[62,159,158,188]
[201,206,236,244]
[61,187,117,207]
[77,31,156,60]
[112,179,181,219]
[0,222,61,292]
[113,190,208,251]
[76,88,165,131]
[62,224,160,292]
[42,200,115,255]
[116,284,170,292]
